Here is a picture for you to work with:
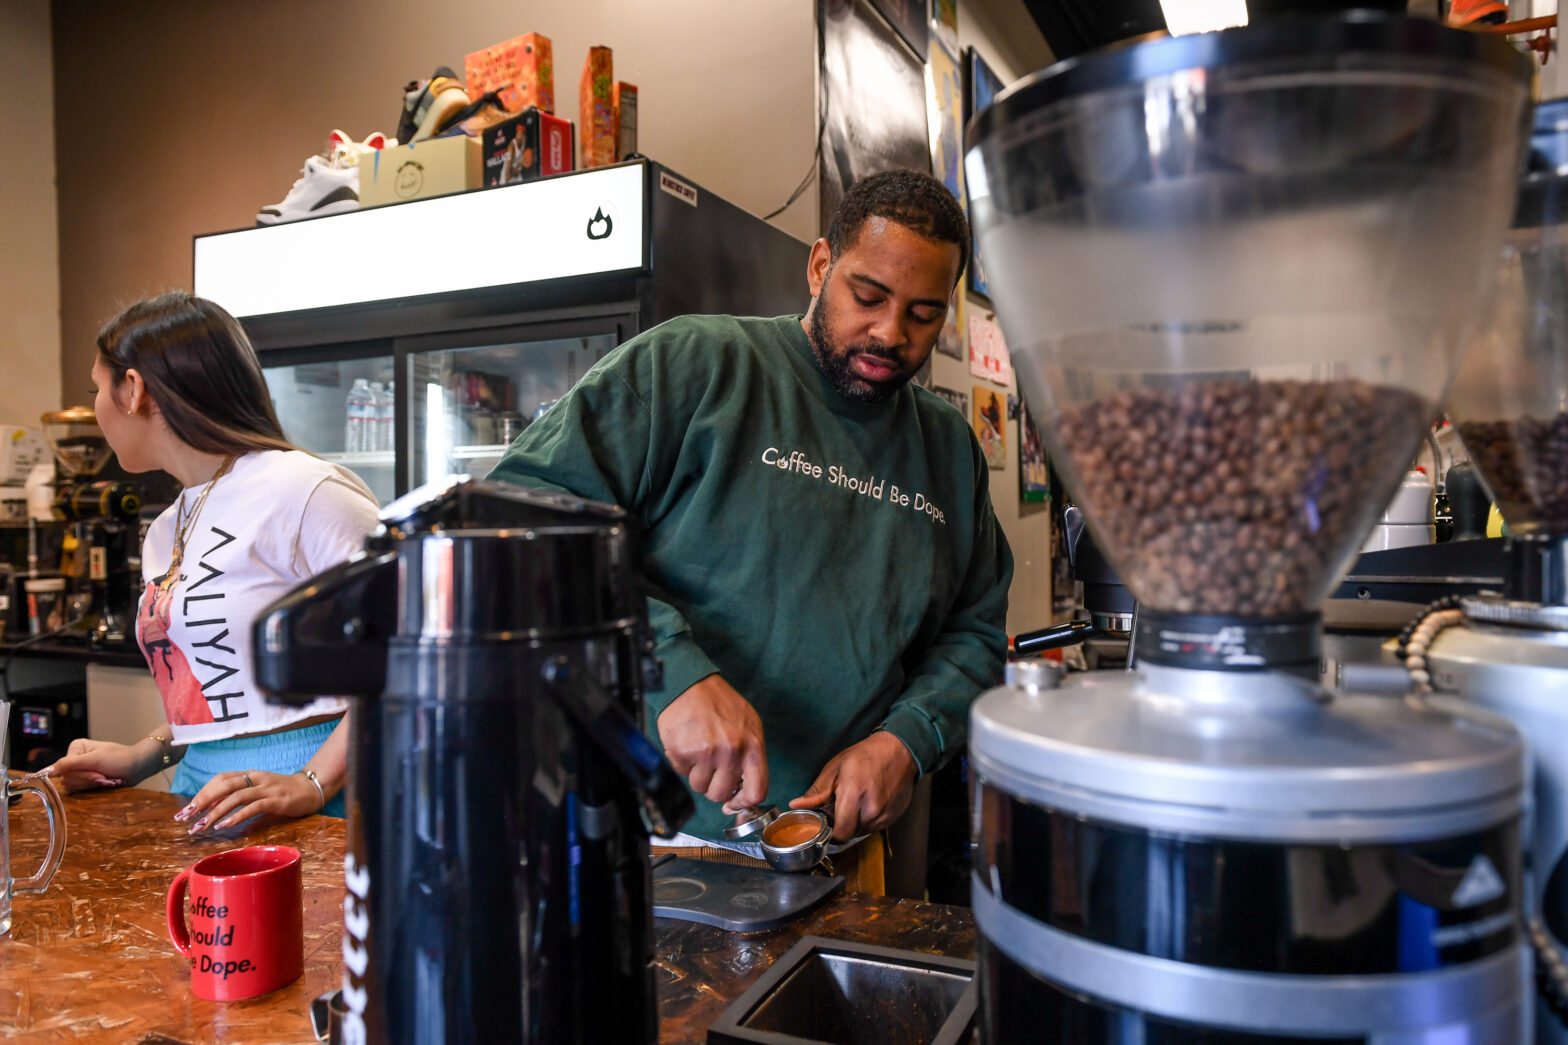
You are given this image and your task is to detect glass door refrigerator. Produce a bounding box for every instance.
[193,161,805,503]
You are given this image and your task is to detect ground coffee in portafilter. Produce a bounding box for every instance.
[1457,415,1568,533]
[1057,379,1431,616]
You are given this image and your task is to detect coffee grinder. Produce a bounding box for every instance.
[1428,95,1568,1043]
[964,13,1534,1041]
[39,408,140,648]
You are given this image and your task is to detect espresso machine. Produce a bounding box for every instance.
[1428,95,1568,1043]
[252,478,692,1045]
[964,12,1535,1042]
[39,408,140,648]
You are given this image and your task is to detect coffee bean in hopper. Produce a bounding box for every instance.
[1057,379,1431,616]
[1457,415,1568,534]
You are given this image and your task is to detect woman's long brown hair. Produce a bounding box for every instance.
[97,292,300,457]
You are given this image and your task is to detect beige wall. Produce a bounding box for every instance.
[53,0,817,393]
[44,0,1054,633]
[932,12,1055,636]
[1,0,63,425]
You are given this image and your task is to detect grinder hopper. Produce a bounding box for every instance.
[964,17,1531,624]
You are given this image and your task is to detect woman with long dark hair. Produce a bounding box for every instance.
[44,292,378,828]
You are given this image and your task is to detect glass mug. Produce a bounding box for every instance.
[0,701,69,935]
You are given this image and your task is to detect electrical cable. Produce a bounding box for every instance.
[762,3,831,221]
[0,612,91,703]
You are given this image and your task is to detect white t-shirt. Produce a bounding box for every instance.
[137,450,380,745]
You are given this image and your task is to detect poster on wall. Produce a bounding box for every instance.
[820,0,933,235]
[933,0,958,53]
[1018,400,1050,503]
[926,38,964,210]
[974,385,1007,469]
[936,285,965,359]
[965,48,1005,300]
[968,308,1013,384]
[932,385,969,417]
[869,0,930,60]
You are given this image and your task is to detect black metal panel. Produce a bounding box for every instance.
[238,272,647,353]
[1019,0,1165,61]
[974,784,1520,975]
[1332,538,1508,603]
[647,163,810,324]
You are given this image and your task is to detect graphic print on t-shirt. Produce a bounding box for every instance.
[136,526,247,727]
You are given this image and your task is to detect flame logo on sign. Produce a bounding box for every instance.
[586,207,613,240]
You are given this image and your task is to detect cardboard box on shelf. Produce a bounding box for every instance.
[358,135,481,208]
[0,427,46,486]
[613,81,638,161]
[465,32,554,121]
[480,108,574,188]
[579,46,615,169]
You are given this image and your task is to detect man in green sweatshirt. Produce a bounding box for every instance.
[489,170,1013,861]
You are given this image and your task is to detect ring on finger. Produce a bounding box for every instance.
[242,772,254,790]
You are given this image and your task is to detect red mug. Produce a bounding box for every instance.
[166,845,304,1001]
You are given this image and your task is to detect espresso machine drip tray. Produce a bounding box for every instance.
[653,856,843,932]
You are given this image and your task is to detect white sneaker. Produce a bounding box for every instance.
[257,155,362,225]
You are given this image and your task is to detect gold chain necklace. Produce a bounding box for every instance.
[159,455,237,595]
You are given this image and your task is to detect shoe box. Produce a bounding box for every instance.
[480,108,574,188]
[358,135,482,208]
[466,32,554,128]
[579,46,616,169]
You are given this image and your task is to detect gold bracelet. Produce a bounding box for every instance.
[299,769,326,813]
[143,732,173,768]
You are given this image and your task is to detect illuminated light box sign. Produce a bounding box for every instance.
[194,163,647,319]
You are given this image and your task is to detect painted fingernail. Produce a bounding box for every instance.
[96,779,120,788]
[173,804,194,822]
[212,817,232,831]
[187,818,208,835]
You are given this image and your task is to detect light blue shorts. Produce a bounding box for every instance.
[170,719,346,818]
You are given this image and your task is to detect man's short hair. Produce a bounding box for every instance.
[825,169,970,280]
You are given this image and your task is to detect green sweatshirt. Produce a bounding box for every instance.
[489,314,1013,840]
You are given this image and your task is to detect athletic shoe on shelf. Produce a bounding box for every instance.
[257,130,392,225]
[396,67,472,143]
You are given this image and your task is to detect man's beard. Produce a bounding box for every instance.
[808,285,911,404]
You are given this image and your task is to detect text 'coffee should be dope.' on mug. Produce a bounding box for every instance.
[167,844,304,1000]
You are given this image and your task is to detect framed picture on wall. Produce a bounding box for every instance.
[974,385,1006,469]
[819,0,933,235]
[965,48,1005,301]
[1018,399,1050,503]
[933,0,958,53]
[932,384,968,417]
[869,0,930,60]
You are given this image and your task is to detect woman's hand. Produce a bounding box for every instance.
[43,738,155,791]
[175,770,322,834]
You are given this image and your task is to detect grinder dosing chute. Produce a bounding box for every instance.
[963,13,1536,1043]
[253,478,692,1045]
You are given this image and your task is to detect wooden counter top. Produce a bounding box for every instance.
[0,783,975,1044]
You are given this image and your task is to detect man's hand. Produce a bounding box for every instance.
[790,731,917,842]
[656,675,769,814]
